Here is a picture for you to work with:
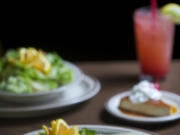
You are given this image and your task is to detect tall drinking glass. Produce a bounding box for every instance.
[134,7,175,81]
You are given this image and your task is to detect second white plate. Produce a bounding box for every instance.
[105,91,180,123]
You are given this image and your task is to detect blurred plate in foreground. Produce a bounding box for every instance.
[24,125,158,135]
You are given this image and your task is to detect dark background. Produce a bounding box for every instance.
[2,0,180,62]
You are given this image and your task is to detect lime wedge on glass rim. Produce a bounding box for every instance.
[161,3,180,24]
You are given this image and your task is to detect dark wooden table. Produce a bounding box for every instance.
[1,61,180,135]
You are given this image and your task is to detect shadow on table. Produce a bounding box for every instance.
[96,73,139,88]
[100,109,180,131]
[0,102,88,126]
[99,73,138,82]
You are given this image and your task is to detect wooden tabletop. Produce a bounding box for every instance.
[1,61,180,135]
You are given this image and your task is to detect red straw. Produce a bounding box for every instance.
[151,0,157,18]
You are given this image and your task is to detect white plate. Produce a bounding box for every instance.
[105,91,180,123]
[0,75,101,118]
[0,61,83,104]
[24,125,158,135]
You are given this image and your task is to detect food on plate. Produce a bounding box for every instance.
[37,118,136,135]
[37,118,96,135]
[0,47,73,93]
[119,81,177,117]
[120,97,174,117]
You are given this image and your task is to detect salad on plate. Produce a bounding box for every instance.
[0,47,73,93]
[37,119,96,135]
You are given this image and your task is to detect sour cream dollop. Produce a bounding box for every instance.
[129,80,162,104]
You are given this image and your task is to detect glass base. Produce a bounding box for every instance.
[139,74,167,82]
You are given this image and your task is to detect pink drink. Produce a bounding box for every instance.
[134,8,175,79]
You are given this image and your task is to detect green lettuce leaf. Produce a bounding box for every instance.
[80,128,96,135]
[0,49,73,93]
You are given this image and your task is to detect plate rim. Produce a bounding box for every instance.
[24,124,159,135]
[105,90,180,123]
[0,75,101,117]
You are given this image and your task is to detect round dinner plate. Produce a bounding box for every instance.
[105,91,180,123]
[0,75,101,118]
[24,125,158,135]
[0,61,83,104]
